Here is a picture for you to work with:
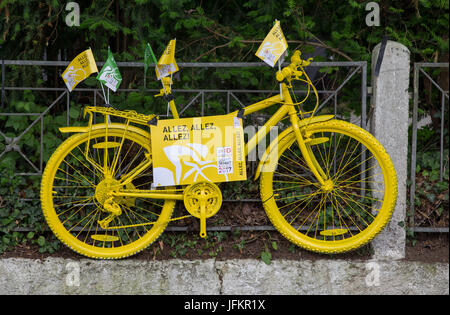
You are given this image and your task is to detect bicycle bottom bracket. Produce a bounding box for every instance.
[183,181,222,238]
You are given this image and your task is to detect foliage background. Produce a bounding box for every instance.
[0,0,448,253]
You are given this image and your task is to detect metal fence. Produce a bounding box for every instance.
[0,59,369,233]
[2,59,448,234]
[409,62,449,233]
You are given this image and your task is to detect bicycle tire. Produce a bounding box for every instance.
[260,119,397,253]
[40,127,175,259]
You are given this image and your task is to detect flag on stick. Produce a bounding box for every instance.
[144,43,158,87]
[62,48,98,92]
[155,39,179,80]
[255,20,288,67]
[96,48,122,92]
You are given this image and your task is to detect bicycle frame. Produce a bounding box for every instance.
[110,81,331,202]
[42,48,397,257]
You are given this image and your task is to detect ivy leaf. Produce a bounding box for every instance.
[261,250,272,265]
[69,107,80,119]
[271,241,278,250]
[37,236,46,247]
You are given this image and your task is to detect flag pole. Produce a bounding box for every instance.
[144,72,147,90]
[107,45,111,106]
[278,58,283,100]
[167,72,173,117]
[100,82,107,105]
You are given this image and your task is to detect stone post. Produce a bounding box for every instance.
[370,40,410,260]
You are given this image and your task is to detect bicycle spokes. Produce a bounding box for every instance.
[41,128,176,258]
[262,120,394,249]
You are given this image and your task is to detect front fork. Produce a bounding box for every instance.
[282,83,328,186]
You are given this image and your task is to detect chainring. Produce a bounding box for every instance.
[183,181,222,218]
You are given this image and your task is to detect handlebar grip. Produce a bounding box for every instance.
[275,50,312,82]
[276,50,301,82]
[276,66,292,82]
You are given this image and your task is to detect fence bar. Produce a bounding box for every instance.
[361,62,367,130]
[419,67,450,97]
[410,62,449,232]
[411,227,449,233]
[409,63,419,230]
[440,92,445,181]
[1,60,366,68]
[1,59,4,108]
[314,65,361,114]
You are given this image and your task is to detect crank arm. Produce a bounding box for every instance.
[199,203,207,238]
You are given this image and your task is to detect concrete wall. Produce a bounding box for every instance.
[0,258,448,295]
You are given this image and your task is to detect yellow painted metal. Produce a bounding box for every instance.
[59,126,90,133]
[254,115,334,180]
[41,48,398,259]
[60,122,151,141]
[320,229,349,236]
[321,179,334,192]
[168,99,179,119]
[112,190,184,200]
[259,119,397,254]
[227,94,282,118]
[92,141,121,149]
[91,234,120,242]
[41,127,176,259]
[183,182,222,238]
[305,137,329,145]
[83,106,156,126]
[94,178,121,205]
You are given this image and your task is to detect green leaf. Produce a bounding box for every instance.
[37,236,46,247]
[271,241,278,250]
[69,107,80,119]
[261,250,272,265]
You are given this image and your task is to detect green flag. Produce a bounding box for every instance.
[144,43,158,72]
[144,43,157,87]
[96,49,122,92]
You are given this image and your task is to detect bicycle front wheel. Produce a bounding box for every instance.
[260,119,397,254]
[41,127,176,259]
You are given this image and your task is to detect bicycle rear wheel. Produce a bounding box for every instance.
[40,127,175,259]
[260,119,397,253]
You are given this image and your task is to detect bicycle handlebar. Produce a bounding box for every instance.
[276,50,313,82]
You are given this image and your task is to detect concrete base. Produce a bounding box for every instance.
[0,258,448,295]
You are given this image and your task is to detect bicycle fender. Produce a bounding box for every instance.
[254,115,334,180]
[59,123,151,140]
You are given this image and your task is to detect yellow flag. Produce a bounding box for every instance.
[156,39,179,80]
[255,20,288,67]
[62,48,98,92]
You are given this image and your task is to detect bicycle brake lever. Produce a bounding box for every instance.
[301,57,313,67]
[292,70,303,80]
[154,89,165,98]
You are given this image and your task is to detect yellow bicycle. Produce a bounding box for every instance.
[40,50,397,259]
